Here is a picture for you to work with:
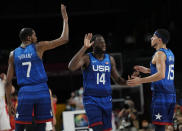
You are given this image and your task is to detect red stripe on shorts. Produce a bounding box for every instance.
[35,118,53,123]
[15,120,32,124]
[152,121,172,125]
[103,128,112,131]
[88,121,103,128]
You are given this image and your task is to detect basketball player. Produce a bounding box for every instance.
[5,4,69,131]
[68,33,126,131]
[0,73,11,131]
[127,29,176,131]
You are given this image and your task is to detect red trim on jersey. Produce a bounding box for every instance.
[35,118,53,124]
[5,103,9,115]
[152,121,172,125]
[103,128,112,131]
[15,120,32,124]
[88,121,103,128]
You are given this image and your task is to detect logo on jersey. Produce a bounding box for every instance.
[16,112,19,118]
[155,113,162,120]
[92,65,110,72]
[105,62,109,64]
[169,56,174,62]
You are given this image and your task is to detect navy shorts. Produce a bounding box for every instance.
[151,92,176,125]
[15,83,53,124]
[83,95,112,131]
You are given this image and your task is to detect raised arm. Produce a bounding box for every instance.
[127,51,166,86]
[36,4,69,57]
[68,33,93,71]
[110,56,126,85]
[5,51,15,115]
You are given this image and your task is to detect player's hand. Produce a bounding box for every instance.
[61,4,68,22]
[134,65,148,74]
[84,33,94,49]
[128,71,140,80]
[132,71,141,78]
[127,77,142,87]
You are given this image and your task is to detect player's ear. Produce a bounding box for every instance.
[27,36,31,41]
[159,38,162,42]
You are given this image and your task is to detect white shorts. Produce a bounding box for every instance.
[46,121,53,131]
[0,106,11,130]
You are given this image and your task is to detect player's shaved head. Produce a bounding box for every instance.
[19,28,34,42]
[91,34,104,45]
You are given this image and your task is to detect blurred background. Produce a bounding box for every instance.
[1,0,182,130]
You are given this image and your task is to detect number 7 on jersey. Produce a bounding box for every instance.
[22,62,31,77]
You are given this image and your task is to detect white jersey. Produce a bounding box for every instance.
[0,78,11,130]
[0,79,6,108]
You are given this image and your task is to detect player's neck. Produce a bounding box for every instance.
[21,41,32,48]
[156,44,167,50]
[93,53,105,60]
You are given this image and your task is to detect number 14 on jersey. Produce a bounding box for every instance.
[97,73,105,85]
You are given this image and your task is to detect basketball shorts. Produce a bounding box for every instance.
[15,83,53,124]
[151,92,176,125]
[83,95,112,131]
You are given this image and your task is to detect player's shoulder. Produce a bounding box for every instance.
[155,49,166,56]
[154,50,166,60]
[109,55,114,61]
[83,54,90,63]
[9,50,15,57]
[83,53,89,59]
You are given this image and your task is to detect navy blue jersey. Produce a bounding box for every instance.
[150,48,175,94]
[14,44,48,86]
[82,53,111,96]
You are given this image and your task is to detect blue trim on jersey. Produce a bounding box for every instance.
[82,53,111,96]
[150,48,175,94]
[14,44,48,86]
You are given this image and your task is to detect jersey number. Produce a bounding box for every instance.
[167,64,174,80]
[97,73,105,85]
[22,62,31,77]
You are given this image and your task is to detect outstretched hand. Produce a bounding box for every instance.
[61,4,68,22]
[84,33,94,49]
[134,65,149,74]
[127,77,142,87]
[127,71,141,86]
